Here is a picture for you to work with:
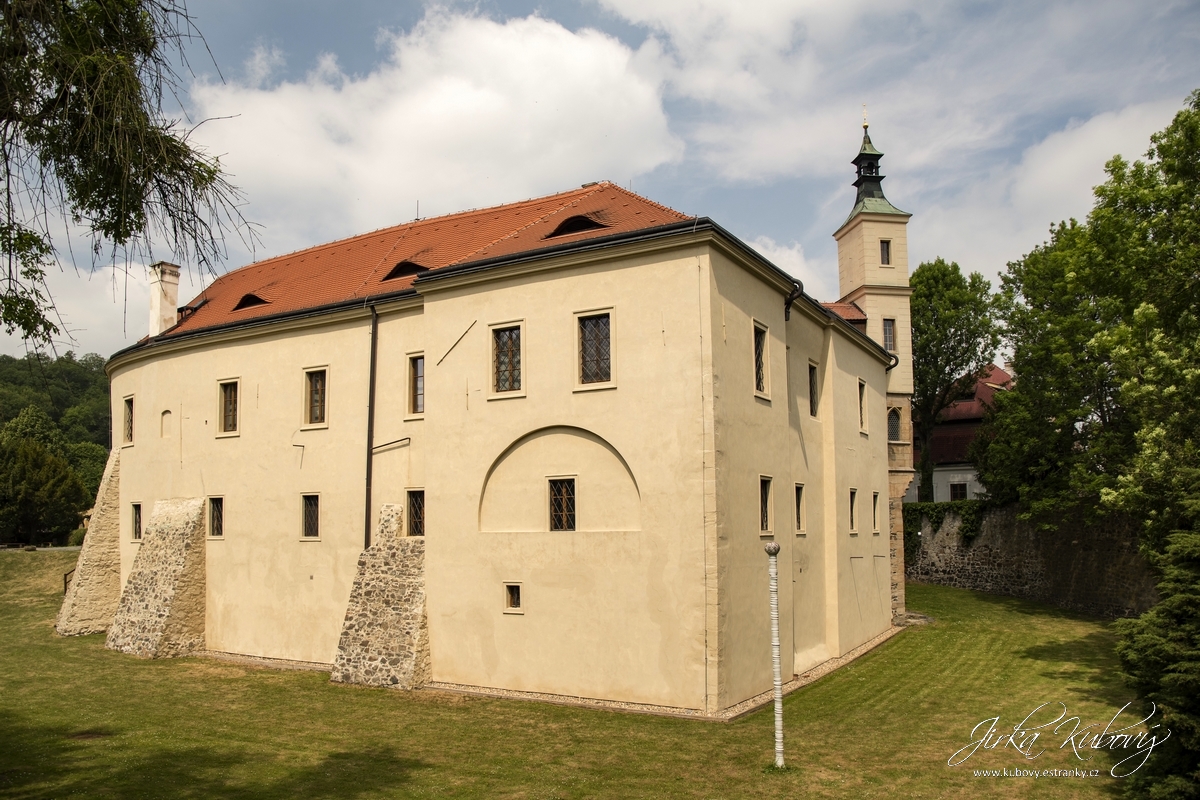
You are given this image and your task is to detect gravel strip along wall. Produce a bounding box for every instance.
[105,497,207,657]
[331,504,430,689]
[56,449,122,635]
[907,504,1158,618]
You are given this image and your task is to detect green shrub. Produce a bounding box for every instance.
[0,438,89,545]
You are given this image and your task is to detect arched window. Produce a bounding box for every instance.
[887,408,902,441]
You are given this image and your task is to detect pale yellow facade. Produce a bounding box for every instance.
[105,208,904,713]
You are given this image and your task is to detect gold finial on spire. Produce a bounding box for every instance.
[862,103,869,129]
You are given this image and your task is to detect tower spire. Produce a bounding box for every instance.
[843,117,908,223]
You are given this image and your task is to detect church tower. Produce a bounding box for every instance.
[833,120,915,620]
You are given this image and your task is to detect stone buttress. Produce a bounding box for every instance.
[57,449,122,635]
[331,504,430,689]
[105,497,207,658]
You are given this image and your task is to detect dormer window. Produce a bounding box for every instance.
[382,260,428,281]
[232,293,268,311]
[545,215,608,239]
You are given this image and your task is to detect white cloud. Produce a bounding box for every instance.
[747,236,836,301]
[188,11,683,260]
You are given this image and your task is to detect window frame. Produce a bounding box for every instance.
[407,353,425,417]
[880,239,892,266]
[794,483,805,536]
[872,492,880,534]
[759,475,773,535]
[548,476,576,532]
[752,320,770,399]
[131,502,142,541]
[122,395,135,446]
[302,367,329,428]
[488,320,526,400]
[883,318,896,353]
[503,582,523,615]
[950,482,969,501]
[574,307,616,392]
[808,363,819,417]
[208,496,224,539]
[858,379,868,433]
[216,378,240,437]
[849,488,858,535]
[300,493,321,540]
[407,489,425,537]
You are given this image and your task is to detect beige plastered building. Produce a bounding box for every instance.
[59,127,915,717]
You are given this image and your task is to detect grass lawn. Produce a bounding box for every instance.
[0,550,1136,799]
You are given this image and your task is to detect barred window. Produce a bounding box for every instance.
[888,408,902,441]
[209,497,224,538]
[123,397,134,443]
[493,327,521,392]
[410,356,424,414]
[754,325,768,393]
[306,370,326,425]
[302,494,320,538]
[132,503,142,540]
[760,477,772,532]
[808,364,818,417]
[549,479,575,531]
[220,381,238,433]
[880,239,891,265]
[883,318,896,353]
[579,314,611,384]
[408,490,425,537]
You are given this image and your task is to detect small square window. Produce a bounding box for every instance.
[219,381,239,433]
[880,240,891,265]
[302,494,320,538]
[950,483,968,501]
[849,489,858,533]
[760,477,772,532]
[306,370,327,425]
[579,313,611,384]
[410,356,425,414]
[883,318,896,353]
[753,324,768,394]
[872,492,880,533]
[123,397,134,443]
[132,503,142,540]
[794,484,805,534]
[505,583,522,611]
[808,364,819,417]
[209,497,224,538]
[549,478,575,531]
[407,490,425,537]
[493,326,522,392]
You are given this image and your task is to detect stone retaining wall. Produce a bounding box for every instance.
[56,449,121,635]
[331,504,430,689]
[106,497,207,657]
[906,504,1158,618]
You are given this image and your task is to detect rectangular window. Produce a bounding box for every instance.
[493,326,521,392]
[505,584,522,611]
[880,240,891,265]
[123,397,134,443]
[849,489,857,533]
[132,503,142,540]
[888,408,902,441]
[407,490,425,537]
[410,356,424,414]
[579,313,611,384]
[760,477,772,532]
[950,483,968,501]
[220,381,238,433]
[549,478,575,531]
[808,364,819,417]
[872,492,880,533]
[858,380,867,430]
[306,369,326,425]
[795,484,805,533]
[883,318,896,353]
[209,497,224,538]
[302,494,320,538]
[753,324,768,394]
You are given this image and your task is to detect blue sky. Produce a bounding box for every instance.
[11,0,1200,357]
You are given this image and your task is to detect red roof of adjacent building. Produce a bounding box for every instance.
[165,183,691,338]
[938,364,1013,423]
[820,301,867,322]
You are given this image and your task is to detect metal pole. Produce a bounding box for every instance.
[765,540,785,768]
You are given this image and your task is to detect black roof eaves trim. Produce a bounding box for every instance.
[108,287,420,363]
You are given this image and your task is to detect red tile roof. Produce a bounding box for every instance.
[938,364,1013,423]
[166,183,691,338]
[820,301,867,322]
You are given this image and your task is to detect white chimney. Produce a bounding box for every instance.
[147,262,181,337]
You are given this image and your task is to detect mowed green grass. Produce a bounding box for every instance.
[1,550,1132,799]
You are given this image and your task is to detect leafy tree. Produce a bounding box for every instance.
[0,351,109,446]
[0,437,88,544]
[1,403,106,496]
[1,0,248,345]
[910,257,999,501]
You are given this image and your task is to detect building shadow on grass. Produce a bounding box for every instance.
[1017,630,1131,708]
[0,710,427,799]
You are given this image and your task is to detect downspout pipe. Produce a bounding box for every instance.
[364,305,379,549]
[783,280,803,321]
[885,351,899,372]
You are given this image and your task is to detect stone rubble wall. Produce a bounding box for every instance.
[331,504,430,689]
[907,504,1158,618]
[56,449,122,635]
[105,497,207,657]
